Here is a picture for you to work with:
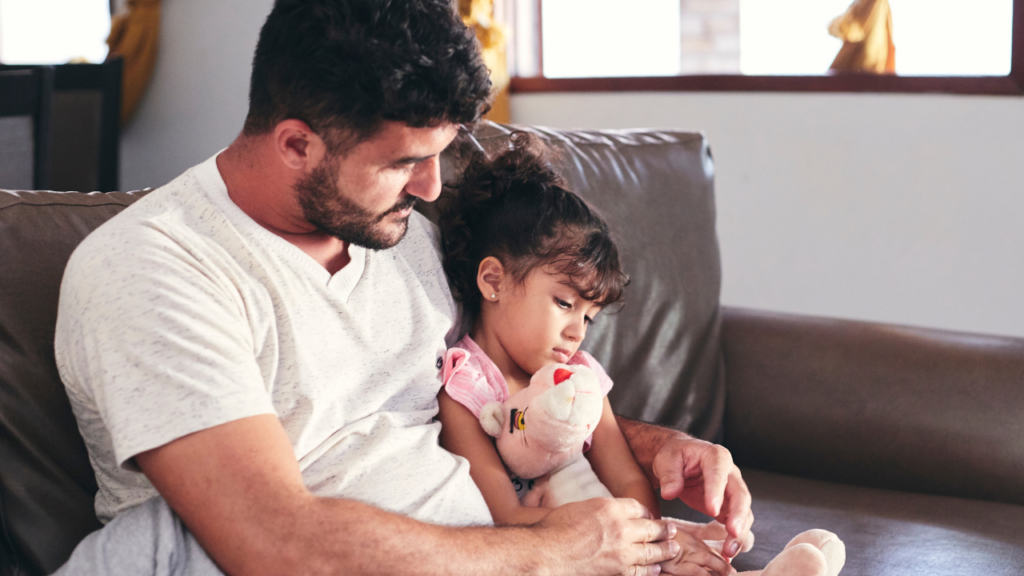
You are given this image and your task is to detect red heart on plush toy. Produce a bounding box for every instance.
[553,368,573,385]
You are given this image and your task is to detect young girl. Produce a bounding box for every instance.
[435,133,735,576]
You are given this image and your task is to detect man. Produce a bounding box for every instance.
[55,0,752,574]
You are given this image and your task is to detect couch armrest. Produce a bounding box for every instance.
[720,306,1024,505]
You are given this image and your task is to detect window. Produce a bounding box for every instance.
[540,0,682,78]
[0,0,111,64]
[509,0,1023,95]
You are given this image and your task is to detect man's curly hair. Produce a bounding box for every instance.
[244,0,492,151]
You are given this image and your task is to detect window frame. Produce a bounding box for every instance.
[509,0,1024,96]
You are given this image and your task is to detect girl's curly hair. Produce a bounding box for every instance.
[438,132,629,318]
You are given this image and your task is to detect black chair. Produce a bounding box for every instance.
[1,59,122,192]
[0,67,54,190]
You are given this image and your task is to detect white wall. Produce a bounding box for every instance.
[120,0,275,190]
[512,92,1024,338]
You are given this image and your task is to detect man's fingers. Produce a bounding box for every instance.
[721,508,754,559]
[741,509,755,539]
[632,537,680,567]
[628,563,663,576]
[700,446,735,517]
[656,455,686,501]
[622,517,677,548]
[722,474,753,538]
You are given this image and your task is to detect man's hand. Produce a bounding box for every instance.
[652,435,753,559]
[535,498,681,576]
[617,418,754,561]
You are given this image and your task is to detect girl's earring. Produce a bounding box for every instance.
[490,293,497,300]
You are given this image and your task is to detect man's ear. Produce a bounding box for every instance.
[272,119,326,171]
[476,256,505,302]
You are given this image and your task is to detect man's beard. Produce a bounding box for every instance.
[295,160,418,251]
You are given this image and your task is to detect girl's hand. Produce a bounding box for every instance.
[658,531,737,576]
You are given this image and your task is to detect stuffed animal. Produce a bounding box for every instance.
[479,363,608,506]
[477,363,846,576]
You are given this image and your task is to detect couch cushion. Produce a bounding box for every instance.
[663,468,1024,576]
[0,189,147,575]
[437,122,725,438]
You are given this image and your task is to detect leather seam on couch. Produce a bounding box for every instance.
[0,202,135,213]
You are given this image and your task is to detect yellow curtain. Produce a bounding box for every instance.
[459,0,510,123]
[106,0,161,125]
[828,0,895,74]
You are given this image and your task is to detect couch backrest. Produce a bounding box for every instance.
[0,189,148,576]
[0,122,725,574]
[722,308,1024,506]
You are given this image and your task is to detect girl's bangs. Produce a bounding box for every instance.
[550,233,629,308]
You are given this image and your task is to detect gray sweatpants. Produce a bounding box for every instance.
[54,497,223,576]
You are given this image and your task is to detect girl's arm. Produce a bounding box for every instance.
[585,398,662,518]
[437,388,550,526]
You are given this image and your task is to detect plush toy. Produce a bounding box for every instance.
[478,363,846,576]
[479,363,608,506]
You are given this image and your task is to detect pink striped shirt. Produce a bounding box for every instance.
[440,334,614,449]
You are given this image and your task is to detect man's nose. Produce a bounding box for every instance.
[405,156,442,202]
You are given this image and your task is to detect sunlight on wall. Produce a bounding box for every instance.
[542,0,681,78]
[0,0,110,64]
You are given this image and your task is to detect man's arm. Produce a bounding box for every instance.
[615,416,753,559]
[136,413,681,576]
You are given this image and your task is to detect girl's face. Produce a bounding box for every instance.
[489,265,604,380]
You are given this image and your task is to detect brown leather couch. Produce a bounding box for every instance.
[2,122,1023,575]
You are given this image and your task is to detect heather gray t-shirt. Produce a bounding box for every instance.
[55,154,492,527]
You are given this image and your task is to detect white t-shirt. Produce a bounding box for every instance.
[55,154,492,527]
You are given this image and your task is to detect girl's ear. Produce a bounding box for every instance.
[476,256,505,302]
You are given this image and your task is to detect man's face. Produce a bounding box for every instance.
[295,121,459,250]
